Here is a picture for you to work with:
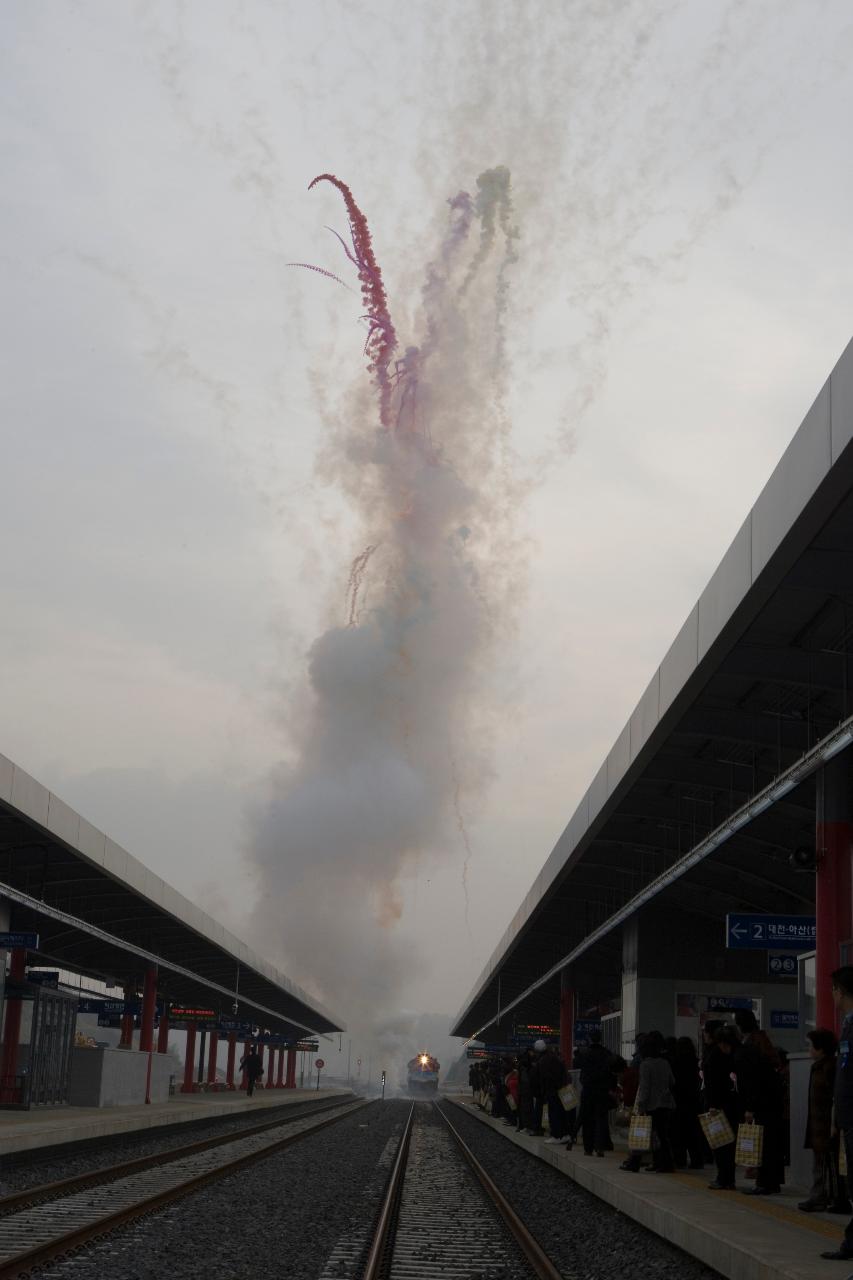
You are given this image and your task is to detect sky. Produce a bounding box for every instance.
[4,0,853,1072]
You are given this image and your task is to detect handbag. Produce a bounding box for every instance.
[698,1111,735,1149]
[628,1113,653,1151]
[558,1083,579,1110]
[506,1093,517,1111]
[735,1122,764,1168]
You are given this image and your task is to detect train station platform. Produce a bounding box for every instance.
[447,1095,852,1280]
[0,1086,353,1157]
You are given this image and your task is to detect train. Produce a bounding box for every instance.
[405,1051,440,1094]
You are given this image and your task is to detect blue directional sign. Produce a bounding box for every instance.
[768,953,798,977]
[726,914,816,951]
[0,932,39,950]
[770,1010,800,1030]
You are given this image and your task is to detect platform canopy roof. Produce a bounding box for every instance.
[0,758,344,1039]
[452,337,853,1042]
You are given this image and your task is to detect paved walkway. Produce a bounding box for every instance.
[0,1087,353,1156]
[447,1094,853,1280]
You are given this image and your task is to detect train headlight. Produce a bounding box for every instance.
[420,1054,428,1065]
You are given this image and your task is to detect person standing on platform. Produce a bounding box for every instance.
[537,1041,569,1144]
[239,1047,264,1098]
[799,1028,848,1214]
[575,1030,613,1156]
[705,1025,740,1190]
[734,1009,784,1196]
[821,968,853,1263]
[671,1036,705,1170]
[517,1047,535,1133]
[621,1032,675,1173]
[528,1041,546,1135]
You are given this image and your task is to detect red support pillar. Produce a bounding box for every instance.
[816,755,853,1030]
[139,966,157,1054]
[285,1047,297,1089]
[181,1023,198,1093]
[157,1003,170,1055]
[226,1033,237,1089]
[206,1031,219,1087]
[276,1047,285,1088]
[240,1039,251,1090]
[0,949,26,1104]
[119,981,135,1048]
[559,973,575,1068]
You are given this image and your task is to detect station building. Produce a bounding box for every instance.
[451,337,853,1178]
[0,753,344,1109]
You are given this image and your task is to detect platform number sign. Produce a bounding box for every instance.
[768,954,798,977]
[725,914,816,951]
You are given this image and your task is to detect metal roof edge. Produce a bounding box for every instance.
[451,335,853,1035]
[0,753,343,1031]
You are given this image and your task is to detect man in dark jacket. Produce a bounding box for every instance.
[575,1030,614,1156]
[536,1040,569,1142]
[734,1009,784,1195]
[821,967,853,1262]
[239,1047,264,1097]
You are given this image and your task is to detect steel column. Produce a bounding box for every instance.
[0,949,26,1104]
[559,973,575,1067]
[240,1038,250,1089]
[119,981,135,1048]
[816,753,853,1030]
[225,1033,237,1089]
[276,1046,285,1088]
[139,965,157,1054]
[285,1047,297,1089]
[157,1003,170,1054]
[181,1023,197,1093]
[206,1031,219,1086]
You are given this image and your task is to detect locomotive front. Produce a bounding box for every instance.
[405,1051,440,1095]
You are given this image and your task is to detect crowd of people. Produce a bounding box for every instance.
[466,968,853,1225]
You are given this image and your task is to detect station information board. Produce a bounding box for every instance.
[726,914,816,951]
[0,932,39,949]
[169,1006,217,1024]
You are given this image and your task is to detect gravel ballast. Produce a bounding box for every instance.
[32,1099,408,1279]
[439,1101,722,1280]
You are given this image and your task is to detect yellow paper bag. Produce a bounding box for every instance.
[558,1083,579,1110]
[629,1113,652,1151]
[699,1111,735,1150]
[735,1122,764,1168]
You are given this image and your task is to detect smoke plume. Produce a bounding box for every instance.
[250,170,521,1030]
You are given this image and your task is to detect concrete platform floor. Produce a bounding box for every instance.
[0,1087,354,1157]
[447,1095,853,1280]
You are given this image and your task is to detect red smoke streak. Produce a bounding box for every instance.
[308,174,398,428]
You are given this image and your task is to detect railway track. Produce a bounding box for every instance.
[0,1096,367,1278]
[362,1101,564,1280]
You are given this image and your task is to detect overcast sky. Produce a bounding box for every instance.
[4,1,853,1067]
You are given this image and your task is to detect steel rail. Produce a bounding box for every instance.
[436,1103,563,1280]
[361,1102,415,1280]
[0,1099,369,1279]
[0,1095,355,1215]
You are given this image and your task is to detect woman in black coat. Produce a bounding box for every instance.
[704,1026,741,1190]
[671,1036,705,1169]
[800,1028,849,1213]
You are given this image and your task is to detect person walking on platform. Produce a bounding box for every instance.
[621,1032,675,1173]
[799,1028,848,1214]
[671,1036,705,1170]
[575,1030,613,1156]
[821,968,853,1263]
[734,1009,785,1196]
[705,1025,740,1190]
[239,1047,264,1098]
[536,1041,569,1143]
